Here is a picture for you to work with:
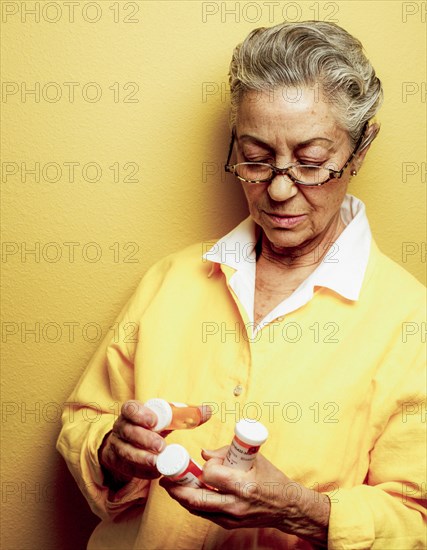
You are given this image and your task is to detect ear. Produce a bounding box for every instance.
[353,123,380,170]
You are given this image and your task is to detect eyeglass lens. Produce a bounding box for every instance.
[235,163,332,184]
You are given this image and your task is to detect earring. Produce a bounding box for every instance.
[351,169,357,176]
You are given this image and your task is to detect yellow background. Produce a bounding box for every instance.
[1,1,425,548]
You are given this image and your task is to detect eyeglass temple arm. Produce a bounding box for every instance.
[331,121,371,176]
[224,132,236,171]
[358,123,380,153]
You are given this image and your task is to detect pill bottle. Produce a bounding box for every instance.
[144,398,211,432]
[223,419,269,471]
[156,443,205,488]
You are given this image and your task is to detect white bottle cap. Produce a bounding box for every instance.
[144,398,172,432]
[235,419,269,446]
[156,444,190,477]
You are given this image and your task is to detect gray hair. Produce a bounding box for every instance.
[229,21,383,145]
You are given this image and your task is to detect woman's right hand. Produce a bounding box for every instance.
[99,400,167,487]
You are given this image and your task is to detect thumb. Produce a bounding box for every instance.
[197,404,213,426]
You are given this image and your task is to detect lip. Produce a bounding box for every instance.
[264,212,307,228]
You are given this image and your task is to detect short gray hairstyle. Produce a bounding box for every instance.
[229,21,383,145]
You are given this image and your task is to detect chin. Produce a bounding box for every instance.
[264,228,308,250]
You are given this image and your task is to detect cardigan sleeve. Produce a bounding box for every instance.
[56,256,173,520]
[326,315,426,549]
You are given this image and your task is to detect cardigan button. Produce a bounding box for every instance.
[233,384,243,396]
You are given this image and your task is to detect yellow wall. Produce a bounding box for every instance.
[1,1,425,548]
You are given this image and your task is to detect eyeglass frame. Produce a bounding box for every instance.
[224,121,369,186]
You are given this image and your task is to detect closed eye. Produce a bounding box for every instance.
[242,156,273,164]
[298,159,327,166]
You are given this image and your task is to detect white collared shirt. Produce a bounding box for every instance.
[203,194,372,336]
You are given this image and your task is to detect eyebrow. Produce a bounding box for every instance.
[237,134,334,148]
[298,137,334,147]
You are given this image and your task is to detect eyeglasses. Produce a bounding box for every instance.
[224,122,368,186]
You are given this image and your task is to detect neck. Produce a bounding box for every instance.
[258,213,345,271]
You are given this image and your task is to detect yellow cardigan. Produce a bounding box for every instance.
[57,239,426,549]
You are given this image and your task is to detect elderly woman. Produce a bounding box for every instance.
[57,21,425,549]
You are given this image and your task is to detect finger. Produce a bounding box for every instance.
[198,404,213,426]
[113,418,166,453]
[158,475,180,492]
[159,478,215,507]
[158,476,204,504]
[121,400,157,429]
[107,435,161,479]
[202,461,247,493]
[160,478,240,515]
[201,446,229,461]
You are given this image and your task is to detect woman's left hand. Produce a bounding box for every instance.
[159,447,330,545]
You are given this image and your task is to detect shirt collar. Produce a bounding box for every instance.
[202,194,372,301]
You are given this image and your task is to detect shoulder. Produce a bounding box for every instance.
[134,240,219,291]
[365,240,425,314]
[148,240,218,274]
[122,240,220,319]
[369,241,425,292]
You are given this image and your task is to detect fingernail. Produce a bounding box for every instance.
[152,439,164,452]
[147,454,157,467]
[145,415,156,428]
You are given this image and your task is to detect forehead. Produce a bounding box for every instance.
[236,86,345,144]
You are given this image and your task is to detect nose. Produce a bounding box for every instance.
[267,173,298,202]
